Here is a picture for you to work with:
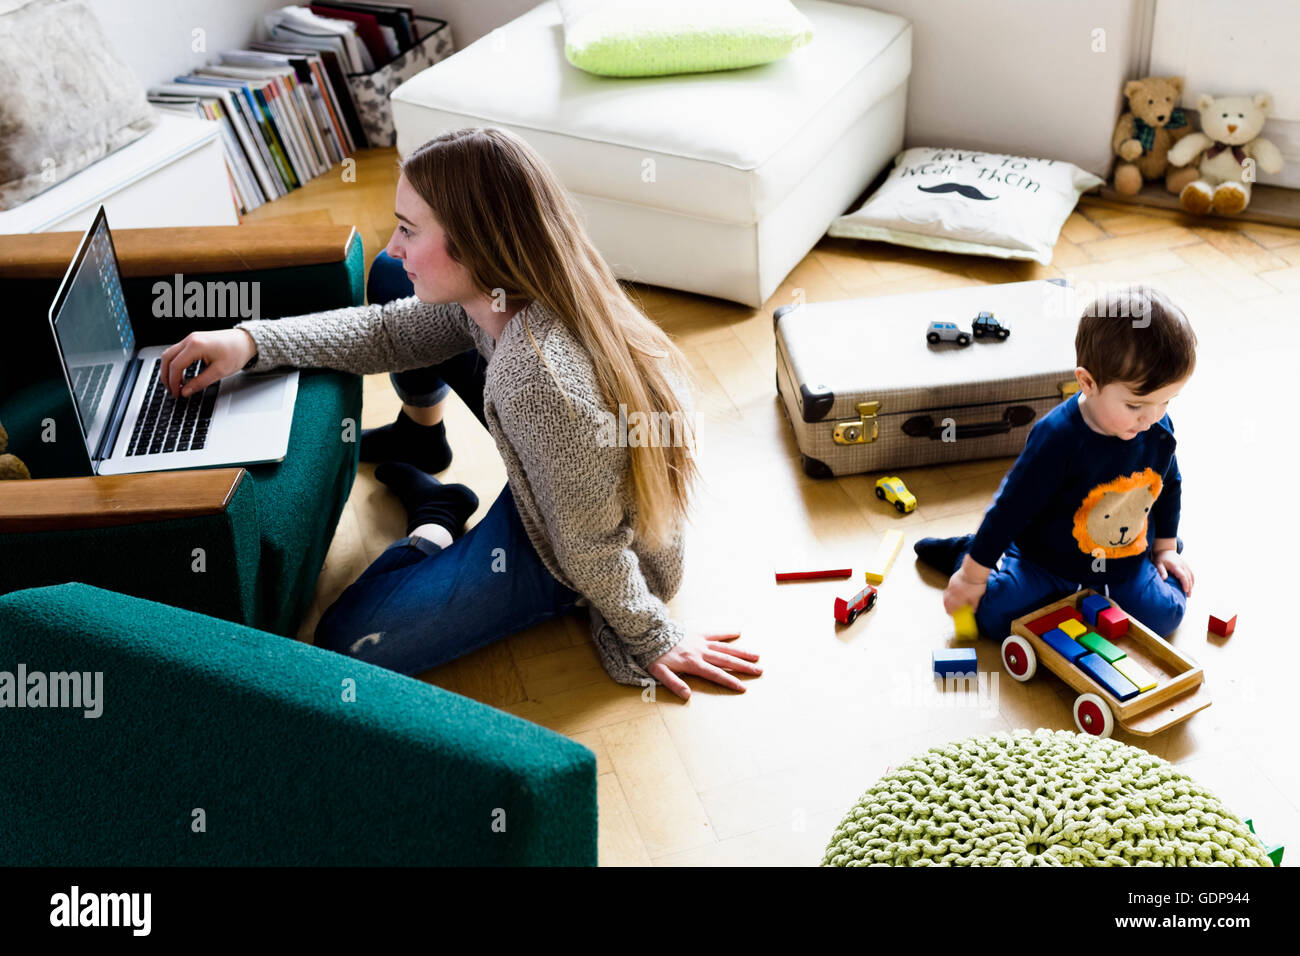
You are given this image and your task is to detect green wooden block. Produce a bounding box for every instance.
[1079,631,1125,663]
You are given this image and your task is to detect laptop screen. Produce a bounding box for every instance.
[49,209,136,462]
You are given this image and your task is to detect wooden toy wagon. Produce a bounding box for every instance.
[1000,589,1211,738]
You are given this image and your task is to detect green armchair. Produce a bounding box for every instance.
[0,582,598,865]
[0,224,366,636]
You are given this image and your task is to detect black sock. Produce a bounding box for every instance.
[914,533,975,576]
[375,461,479,538]
[360,408,453,473]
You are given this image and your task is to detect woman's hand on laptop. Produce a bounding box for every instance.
[160,329,258,399]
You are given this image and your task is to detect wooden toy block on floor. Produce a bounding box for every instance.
[1095,606,1129,639]
[1208,610,1237,637]
[1076,652,1140,701]
[932,647,977,678]
[952,605,977,640]
[1026,606,1084,635]
[1112,656,1157,692]
[1078,631,1125,663]
[1042,627,1088,662]
[775,567,852,582]
[863,529,904,584]
[1080,593,1111,626]
[1058,618,1088,640]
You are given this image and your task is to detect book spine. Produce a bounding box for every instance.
[253,86,299,189]
[222,90,277,203]
[238,86,288,197]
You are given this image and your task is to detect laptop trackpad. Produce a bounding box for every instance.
[225,374,288,414]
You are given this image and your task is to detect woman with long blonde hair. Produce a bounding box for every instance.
[159,127,760,698]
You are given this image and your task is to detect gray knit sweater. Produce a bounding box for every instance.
[233,296,689,687]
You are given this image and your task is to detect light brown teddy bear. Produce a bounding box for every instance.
[1111,76,1199,196]
[0,418,33,480]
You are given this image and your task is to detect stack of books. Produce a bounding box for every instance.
[147,3,423,215]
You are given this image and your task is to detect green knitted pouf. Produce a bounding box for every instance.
[822,730,1275,866]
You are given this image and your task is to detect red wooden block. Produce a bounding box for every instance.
[775,568,852,582]
[1096,606,1129,639]
[1026,605,1085,636]
[1208,611,1237,637]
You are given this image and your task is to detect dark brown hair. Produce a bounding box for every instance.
[1075,284,1197,394]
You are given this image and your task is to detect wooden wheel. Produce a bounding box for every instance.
[1001,635,1037,681]
[1074,693,1114,737]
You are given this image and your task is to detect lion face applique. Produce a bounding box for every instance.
[1072,469,1163,559]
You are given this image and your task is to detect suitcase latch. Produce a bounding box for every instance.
[1059,379,1080,399]
[832,401,880,445]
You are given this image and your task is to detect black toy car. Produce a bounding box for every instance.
[972,311,1010,340]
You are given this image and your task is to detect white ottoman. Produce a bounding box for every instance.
[390,0,911,307]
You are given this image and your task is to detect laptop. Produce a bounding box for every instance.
[47,206,299,475]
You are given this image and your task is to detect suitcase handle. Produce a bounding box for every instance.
[901,404,1036,441]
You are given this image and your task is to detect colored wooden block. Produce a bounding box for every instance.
[1095,606,1129,640]
[863,529,904,584]
[932,647,977,678]
[1058,618,1088,640]
[952,605,978,641]
[1078,631,1125,663]
[1026,606,1085,636]
[1208,611,1237,637]
[1076,652,1140,701]
[1041,627,1088,662]
[1080,593,1111,626]
[1112,656,1157,692]
[775,567,852,582]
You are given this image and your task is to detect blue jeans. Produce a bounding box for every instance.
[312,252,582,674]
[974,543,1188,641]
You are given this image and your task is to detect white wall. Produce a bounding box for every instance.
[835,0,1148,178]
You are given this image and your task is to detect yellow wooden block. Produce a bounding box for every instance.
[1112,656,1158,692]
[863,529,904,584]
[1059,618,1088,639]
[952,605,978,640]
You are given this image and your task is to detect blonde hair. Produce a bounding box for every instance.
[400,127,699,548]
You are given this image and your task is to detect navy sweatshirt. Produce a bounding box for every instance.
[968,393,1181,585]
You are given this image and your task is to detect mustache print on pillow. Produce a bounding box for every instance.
[917,182,997,201]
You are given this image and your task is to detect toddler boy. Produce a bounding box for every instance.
[915,284,1196,639]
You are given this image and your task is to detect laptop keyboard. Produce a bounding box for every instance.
[126,359,218,457]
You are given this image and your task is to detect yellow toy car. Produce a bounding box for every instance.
[874,476,916,514]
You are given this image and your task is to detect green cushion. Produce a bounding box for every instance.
[822,730,1274,866]
[561,0,814,77]
[0,582,598,865]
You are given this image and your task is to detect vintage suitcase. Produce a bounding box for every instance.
[775,278,1082,477]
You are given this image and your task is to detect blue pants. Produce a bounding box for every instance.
[974,543,1187,641]
[312,252,582,675]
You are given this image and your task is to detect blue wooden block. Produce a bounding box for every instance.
[1076,652,1139,701]
[933,647,977,678]
[1080,593,1111,627]
[1041,627,1088,662]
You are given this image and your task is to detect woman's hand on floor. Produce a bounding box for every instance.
[159,329,258,399]
[647,630,761,700]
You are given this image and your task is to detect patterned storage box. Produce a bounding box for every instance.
[347,17,454,148]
